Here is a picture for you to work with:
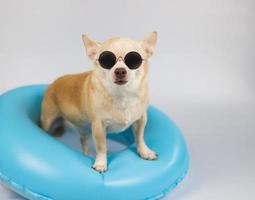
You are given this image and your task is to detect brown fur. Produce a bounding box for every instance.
[41,32,158,172]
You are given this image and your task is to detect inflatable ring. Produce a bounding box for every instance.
[0,85,189,200]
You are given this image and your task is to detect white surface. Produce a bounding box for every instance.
[0,0,255,199]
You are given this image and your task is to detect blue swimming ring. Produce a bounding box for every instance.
[0,85,189,200]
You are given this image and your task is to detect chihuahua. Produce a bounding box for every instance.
[40,32,158,172]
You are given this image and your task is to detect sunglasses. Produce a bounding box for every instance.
[97,51,144,70]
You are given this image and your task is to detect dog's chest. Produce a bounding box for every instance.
[102,96,145,133]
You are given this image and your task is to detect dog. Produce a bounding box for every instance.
[40,32,158,172]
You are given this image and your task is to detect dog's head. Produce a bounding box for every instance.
[82,32,157,94]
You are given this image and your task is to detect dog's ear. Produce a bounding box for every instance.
[141,31,157,58]
[82,35,101,61]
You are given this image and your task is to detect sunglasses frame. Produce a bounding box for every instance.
[96,51,145,70]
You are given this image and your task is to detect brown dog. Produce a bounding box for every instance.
[41,32,158,172]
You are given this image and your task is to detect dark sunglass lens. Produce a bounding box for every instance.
[98,51,116,69]
[124,52,143,69]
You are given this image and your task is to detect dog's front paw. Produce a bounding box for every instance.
[139,147,158,160]
[92,159,107,173]
[92,164,107,173]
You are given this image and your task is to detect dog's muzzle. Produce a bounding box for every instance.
[114,68,128,85]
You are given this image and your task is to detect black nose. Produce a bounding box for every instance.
[114,68,127,79]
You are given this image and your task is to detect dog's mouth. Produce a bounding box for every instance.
[114,79,128,85]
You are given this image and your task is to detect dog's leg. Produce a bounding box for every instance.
[80,136,90,155]
[41,106,64,136]
[41,107,56,131]
[91,120,107,172]
[41,95,65,137]
[77,127,91,155]
[132,113,158,160]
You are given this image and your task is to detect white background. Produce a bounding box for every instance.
[0,0,255,199]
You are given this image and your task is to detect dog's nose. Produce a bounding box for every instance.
[114,68,127,79]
